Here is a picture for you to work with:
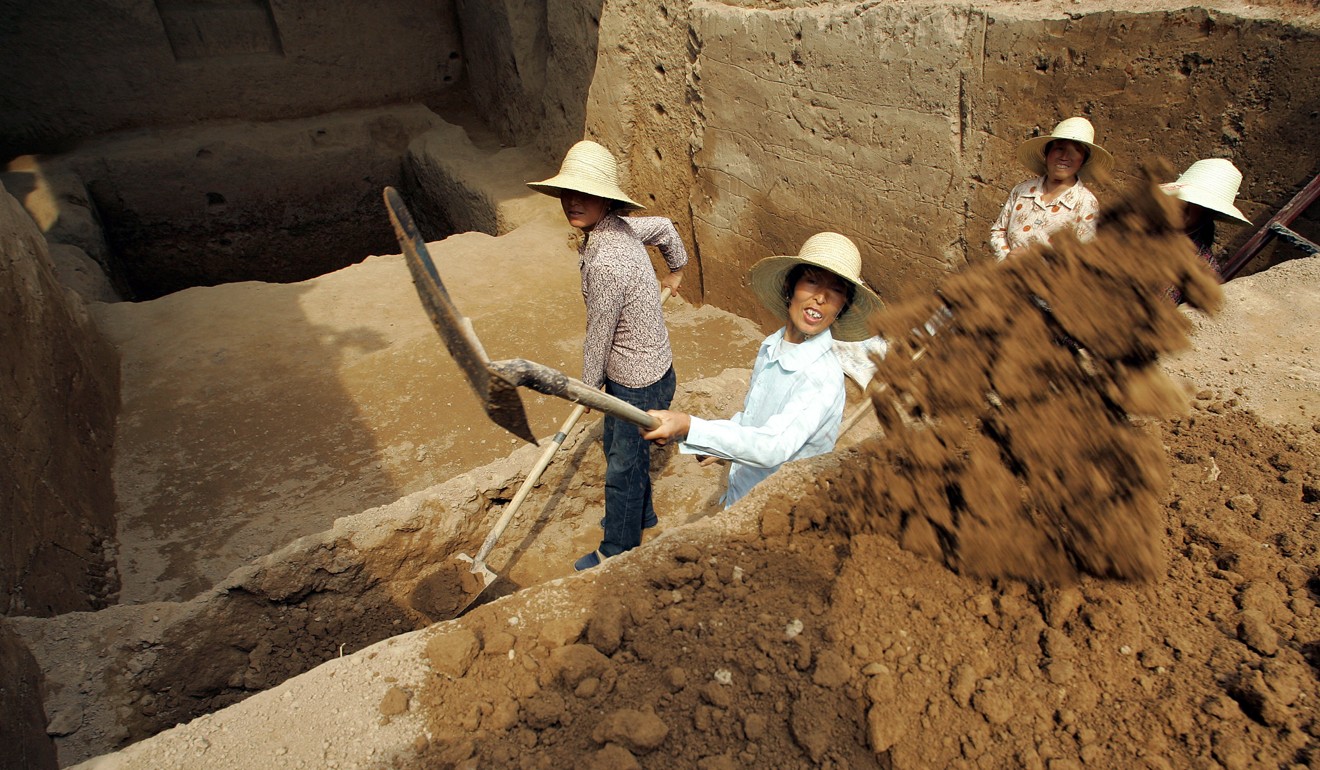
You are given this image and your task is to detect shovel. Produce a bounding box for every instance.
[383,186,662,444]
[453,286,674,609]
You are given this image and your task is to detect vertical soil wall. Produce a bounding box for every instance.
[0,187,119,617]
[0,0,464,157]
[690,4,1320,320]
[0,620,56,770]
[453,1,1320,321]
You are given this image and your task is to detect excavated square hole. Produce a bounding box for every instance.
[65,107,449,300]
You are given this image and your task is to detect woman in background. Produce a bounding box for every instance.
[1161,157,1253,279]
[990,116,1114,261]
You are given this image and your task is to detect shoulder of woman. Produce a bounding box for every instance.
[1074,183,1099,204]
[1004,177,1042,199]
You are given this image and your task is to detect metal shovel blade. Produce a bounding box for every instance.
[383,187,537,444]
[452,553,497,597]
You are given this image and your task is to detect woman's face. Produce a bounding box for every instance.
[1044,140,1086,183]
[1183,201,1210,232]
[784,267,849,344]
[560,190,610,231]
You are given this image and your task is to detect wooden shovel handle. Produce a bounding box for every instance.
[468,288,672,569]
[470,404,588,567]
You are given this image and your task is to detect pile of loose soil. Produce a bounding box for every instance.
[408,398,1316,770]
[400,171,1317,769]
[830,166,1223,582]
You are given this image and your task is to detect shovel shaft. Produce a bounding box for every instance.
[471,404,589,568]
[487,287,672,431]
[840,400,872,436]
[488,359,661,430]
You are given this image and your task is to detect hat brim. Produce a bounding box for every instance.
[1016,136,1114,179]
[1159,183,1251,224]
[747,255,884,343]
[526,173,645,212]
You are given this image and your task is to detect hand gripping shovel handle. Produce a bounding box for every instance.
[467,287,672,571]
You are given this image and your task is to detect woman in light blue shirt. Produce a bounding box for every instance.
[643,233,883,507]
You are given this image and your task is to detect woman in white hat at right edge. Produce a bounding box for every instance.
[1161,157,1253,281]
[990,116,1114,261]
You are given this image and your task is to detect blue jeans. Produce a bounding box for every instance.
[600,367,676,557]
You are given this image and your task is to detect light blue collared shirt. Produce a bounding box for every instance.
[680,327,846,507]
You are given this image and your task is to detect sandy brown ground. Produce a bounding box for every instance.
[97,207,764,605]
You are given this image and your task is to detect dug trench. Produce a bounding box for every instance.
[5,99,773,764]
[9,374,744,766]
[35,173,1318,769]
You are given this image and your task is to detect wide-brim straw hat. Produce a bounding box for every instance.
[527,139,644,211]
[747,232,884,343]
[1160,158,1251,224]
[1016,117,1114,178]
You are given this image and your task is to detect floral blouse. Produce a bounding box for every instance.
[990,176,1099,261]
[579,213,688,389]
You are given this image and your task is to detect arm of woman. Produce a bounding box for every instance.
[989,192,1015,261]
[678,370,845,469]
[626,217,689,292]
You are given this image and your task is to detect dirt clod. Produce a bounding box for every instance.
[410,567,480,623]
[585,743,639,770]
[586,599,628,655]
[547,645,612,690]
[591,709,669,753]
[379,686,411,717]
[426,629,480,679]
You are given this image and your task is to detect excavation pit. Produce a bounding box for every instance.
[3,1,1319,768]
[30,105,457,301]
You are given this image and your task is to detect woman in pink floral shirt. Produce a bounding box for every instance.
[528,140,688,571]
[990,117,1114,261]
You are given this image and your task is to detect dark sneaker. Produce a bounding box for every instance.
[574,550,608,572]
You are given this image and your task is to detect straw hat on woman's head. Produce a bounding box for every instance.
[1160,158,1251,224]
[527,140,644,211]
[1016,117,1115,178]
[748,232,884,343]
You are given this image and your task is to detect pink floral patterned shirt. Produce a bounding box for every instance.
[989,176,1099,261]
[579,213,688,389]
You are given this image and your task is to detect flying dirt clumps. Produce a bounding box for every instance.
[829,166,1224,582]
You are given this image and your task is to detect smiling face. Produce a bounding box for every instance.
[1044,139,1088,184]
[560,190,611,231]
[784,265,851,344]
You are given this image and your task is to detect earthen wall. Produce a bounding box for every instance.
[0,187,119,616]
[0,0,464,157]
[0,620,56,770]
[454,1,1320,322]
[687,4,1320,320]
